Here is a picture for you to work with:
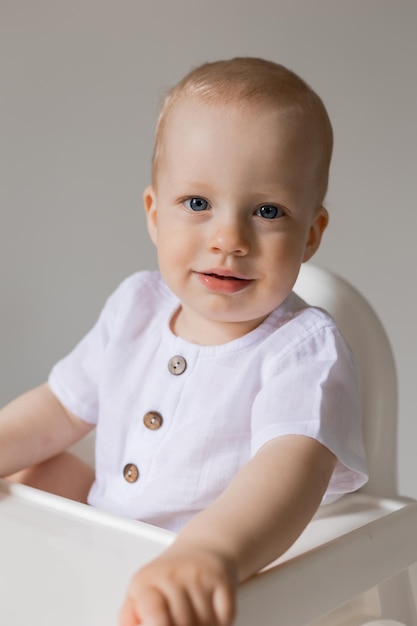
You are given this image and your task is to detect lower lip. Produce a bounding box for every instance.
[195,273,254,294]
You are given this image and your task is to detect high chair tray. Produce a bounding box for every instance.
[0,479,173,625]
[1,478,417,626]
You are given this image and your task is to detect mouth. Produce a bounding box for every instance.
[203,272,245,281]
[195,269,254,293]
[199,269,251,281]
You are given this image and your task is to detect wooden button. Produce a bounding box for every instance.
[168,355,187,375]
[143,411,163,430]
[123,463,139,483]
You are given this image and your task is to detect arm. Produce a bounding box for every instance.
[120,435,337,626]
[0,382,93,477]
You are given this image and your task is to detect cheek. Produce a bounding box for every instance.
[264,235,307,285]
[157,229,191,269]
[267,233,305,264]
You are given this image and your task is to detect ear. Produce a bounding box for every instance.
[303,206,329,262]
[143,185,158,246]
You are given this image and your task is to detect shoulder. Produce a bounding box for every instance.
[262,292,355,371]
[105,270,177,313]
[268,291,340,343]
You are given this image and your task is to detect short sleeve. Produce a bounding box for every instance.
[251,323,368,497]
[48,278,128,424]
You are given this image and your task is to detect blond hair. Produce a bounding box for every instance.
[152,57,333,202]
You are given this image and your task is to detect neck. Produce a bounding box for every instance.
[171,306,267,346]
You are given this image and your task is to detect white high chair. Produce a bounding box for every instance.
[233,263,417,625]
[1,264,417,626]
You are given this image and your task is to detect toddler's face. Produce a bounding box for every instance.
[145,99,328,345]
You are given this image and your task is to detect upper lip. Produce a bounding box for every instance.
[197,268,253,281]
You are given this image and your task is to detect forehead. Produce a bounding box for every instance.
[164,98,314,156]
[156,98,320,184]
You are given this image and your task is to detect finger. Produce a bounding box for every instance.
[213,585,236,626]
[121,587,173,626]
[119,595,141,626]
[157,585,199,626]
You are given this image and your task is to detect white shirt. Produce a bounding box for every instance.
[49,271,368,532]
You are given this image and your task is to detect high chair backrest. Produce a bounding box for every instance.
[294,263,398,497]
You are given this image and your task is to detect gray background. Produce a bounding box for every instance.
[1,1,416,496]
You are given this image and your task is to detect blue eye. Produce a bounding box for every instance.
[256,205,284,219]
[185,197,209,212]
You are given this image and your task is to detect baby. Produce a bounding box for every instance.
[0,57,367,625]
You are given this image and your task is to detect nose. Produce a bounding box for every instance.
[208,217,250,256]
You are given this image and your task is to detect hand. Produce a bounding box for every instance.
[119,545,237,626]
